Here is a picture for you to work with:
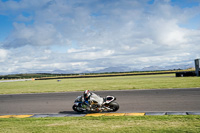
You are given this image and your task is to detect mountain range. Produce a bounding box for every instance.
[51,64,194,74]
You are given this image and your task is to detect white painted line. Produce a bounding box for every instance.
[0,79,32,83]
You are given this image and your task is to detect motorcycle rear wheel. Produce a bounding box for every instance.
[108,102,119,112]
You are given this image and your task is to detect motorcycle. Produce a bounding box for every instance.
[72,95,119,113]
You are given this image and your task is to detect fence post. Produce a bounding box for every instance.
[195,59,200,76]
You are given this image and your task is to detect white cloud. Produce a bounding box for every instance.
[0,0,200,74]
[68,48,115,60]
[0,49,8,62]
[16,14,32,22]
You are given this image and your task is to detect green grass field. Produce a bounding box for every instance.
[0,116,200,133]
[0,74,200,94]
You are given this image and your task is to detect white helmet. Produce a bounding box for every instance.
[83,90,91,98]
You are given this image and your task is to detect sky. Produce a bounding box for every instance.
[0,0,200,74]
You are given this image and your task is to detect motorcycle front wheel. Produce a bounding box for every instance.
[108,102,119,112]
[72,105,84,113]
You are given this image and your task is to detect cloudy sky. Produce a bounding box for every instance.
[0,0,200,74]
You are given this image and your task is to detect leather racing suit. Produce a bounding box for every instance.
[84,92,104,111]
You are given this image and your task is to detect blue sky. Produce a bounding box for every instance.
[0,0,200,74]
[0,15,12,40]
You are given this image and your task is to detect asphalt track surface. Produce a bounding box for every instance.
[0,88,200,115]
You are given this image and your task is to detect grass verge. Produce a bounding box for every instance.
[0,115,199,133]
[0,74,200,94]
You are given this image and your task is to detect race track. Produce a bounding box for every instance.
[0,88,200,115]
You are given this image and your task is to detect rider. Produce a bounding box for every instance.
[83,90,104,111]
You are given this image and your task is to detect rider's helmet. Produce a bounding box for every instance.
[83,90,91,99]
